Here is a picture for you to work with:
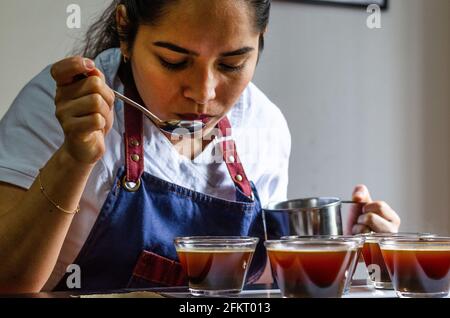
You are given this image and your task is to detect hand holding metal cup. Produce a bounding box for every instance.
[263,197,364,239]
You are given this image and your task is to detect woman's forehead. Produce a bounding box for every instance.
[137,0,259,54]
[148,0,256,35]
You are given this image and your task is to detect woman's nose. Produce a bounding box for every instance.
[183,69,217,105]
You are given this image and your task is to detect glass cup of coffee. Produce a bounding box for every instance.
[379,237,450,298]
[265,238,358,298]
[358,232,434,289]
[280,235,365,294]
[174,236,259,296]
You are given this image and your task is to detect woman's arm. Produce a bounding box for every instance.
[0,149,94,293]
[0,56,115,293]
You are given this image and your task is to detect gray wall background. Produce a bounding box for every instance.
[1,0,449,235]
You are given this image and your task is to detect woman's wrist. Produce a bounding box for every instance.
[57,144,97,174]
[35,147,96,217]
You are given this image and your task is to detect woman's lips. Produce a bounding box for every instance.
[177,113,213,123]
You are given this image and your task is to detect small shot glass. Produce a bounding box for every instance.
[280,235,365,294]
[174,236,258,296]
[358,232,434,289]
[379,236,450,298]
[265,238,358,298]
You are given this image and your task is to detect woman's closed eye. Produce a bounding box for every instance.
[158,56,246,73]
[158,57,188,71]
[218,63,245,73]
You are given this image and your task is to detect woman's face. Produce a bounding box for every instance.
[121,0,261,130]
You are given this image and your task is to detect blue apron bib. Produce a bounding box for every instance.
[54,75,267,291]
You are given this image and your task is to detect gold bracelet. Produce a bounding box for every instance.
[38,170,80,215]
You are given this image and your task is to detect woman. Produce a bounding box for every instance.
[0,0,400,293]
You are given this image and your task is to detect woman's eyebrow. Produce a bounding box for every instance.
[153,41,197,55]
[220,47,254,57]
[153,41,254,57]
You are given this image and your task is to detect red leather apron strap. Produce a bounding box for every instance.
[217,117,253,199]
[119,61,144,189]
[131,250,187,287]
[123,91,144,188]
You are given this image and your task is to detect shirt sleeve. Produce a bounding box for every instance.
[0,65,63,189]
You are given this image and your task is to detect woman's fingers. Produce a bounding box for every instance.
[356,212,399,233]
[63,114,107,137]
[51,56,115,165]
[57,94,113,131]
[363,201,401,225]
[350,184,401,233]
[56,76,115,108]
[51,56,96,86]
[352,224,372,235]
[352,184,373,203]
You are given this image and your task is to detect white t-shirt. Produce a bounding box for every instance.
[0,48,291,290]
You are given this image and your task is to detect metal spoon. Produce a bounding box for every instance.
[114,90,205,135]
[78,73,205,135]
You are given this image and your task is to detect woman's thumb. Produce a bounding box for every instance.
[352,184,372,203]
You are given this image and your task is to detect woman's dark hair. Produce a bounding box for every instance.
[79,0,271,59]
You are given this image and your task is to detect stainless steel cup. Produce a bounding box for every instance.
[263,197,364,240]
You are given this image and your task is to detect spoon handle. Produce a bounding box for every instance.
[113,90,163,124]
[77,73,203,135]
[341,201,367,205]
[77,72,163,125]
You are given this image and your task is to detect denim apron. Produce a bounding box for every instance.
[54,80,267,291]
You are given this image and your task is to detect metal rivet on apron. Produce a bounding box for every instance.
[130,139,140,147]
[131,154,140,162]
[121,175,141,192]
[235,174,243,182]
[228,155,235,163]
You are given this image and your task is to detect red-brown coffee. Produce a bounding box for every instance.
[381,247,450,295]
[267,249,355,298]
[362,242,391,284]
[178,249,254,291]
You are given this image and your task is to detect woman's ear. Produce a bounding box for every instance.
[116,4,130,58]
